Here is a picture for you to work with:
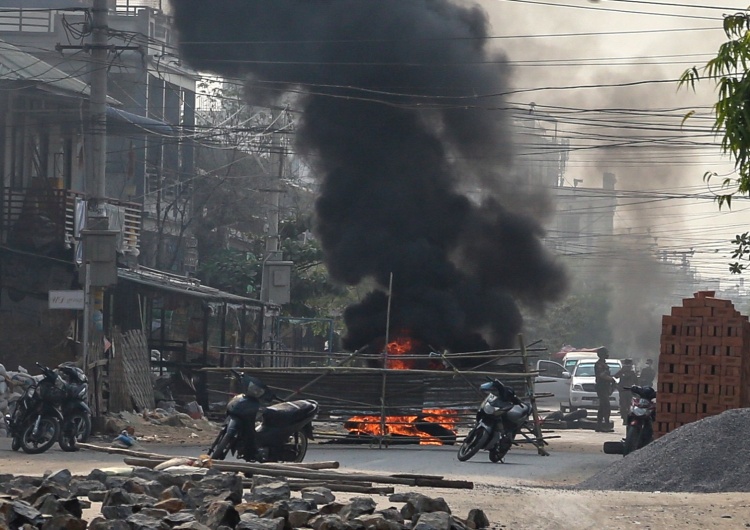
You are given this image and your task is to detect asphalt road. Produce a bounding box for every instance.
[0,433,616,488]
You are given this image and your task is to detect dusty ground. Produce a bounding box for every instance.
[76,416,750,529]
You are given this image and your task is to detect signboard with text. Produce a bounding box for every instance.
[49,290,85,310]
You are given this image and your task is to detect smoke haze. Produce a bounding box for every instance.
[170,0,568,353]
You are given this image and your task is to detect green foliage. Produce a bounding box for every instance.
[197,216,356,320]
[198,249,260,295]
[680,10,750,270]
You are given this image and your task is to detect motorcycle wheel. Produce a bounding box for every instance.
[457,426,490,462]
[289,430,309,463]
[11,436,21,451]
[208,428,236,460]
[623,424,641,456]
[20,417,60,454]
[59,412,92,451]
[489,433,515,463]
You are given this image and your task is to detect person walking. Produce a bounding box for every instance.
[594,348,615,432]
[639,358,656,387]
[613,359,638,424]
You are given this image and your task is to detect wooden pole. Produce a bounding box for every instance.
[518,334,548,456]
[204,366,540,378]
[379,272,394,449]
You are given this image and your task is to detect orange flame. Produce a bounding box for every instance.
[345,409,458,445]
[386,335,417,369]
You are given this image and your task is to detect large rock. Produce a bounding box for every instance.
[339,497,377,520]
[248,480,291,504]
[310,514,348,530]
[236,516,285,530]
[465,509,489,529]
[125,512,170,530]
[389,493,451,520]
[413,512,452,530]
[43,469,73,487]
[101,488,134,507]
[40,514,87,530]
[88,518,130,530]
[197,501,240,529]
[300,487,335,505]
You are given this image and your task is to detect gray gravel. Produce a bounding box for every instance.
[577,408,750,493]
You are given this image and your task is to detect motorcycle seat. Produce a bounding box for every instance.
[263,399,318,426]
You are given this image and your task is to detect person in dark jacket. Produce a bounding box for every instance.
[613,359,638,424]
[639,358,656,387]
[594,348,615,432]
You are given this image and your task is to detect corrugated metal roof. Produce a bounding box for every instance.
[0,39,90,97]
[117,267,265,306]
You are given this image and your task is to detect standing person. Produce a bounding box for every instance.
[594,348,615,432]
[613,359,638,424]
[639,358,656,387]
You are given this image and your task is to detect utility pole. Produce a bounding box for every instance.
[88,0,108,213]
[81,0,115,397]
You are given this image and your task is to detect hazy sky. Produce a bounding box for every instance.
[470,0,750,287]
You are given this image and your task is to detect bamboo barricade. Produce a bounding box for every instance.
[204,339,550,451]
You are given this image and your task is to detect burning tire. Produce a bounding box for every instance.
[457,426,489,462]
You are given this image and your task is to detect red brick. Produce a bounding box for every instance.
[699,385,718,398]
[714,307,739,318]
[690,307,713,318]
[721,336,744,347]
[699,374,721,385]
[704,297,732,308]
[676,412,699,423]
[682,298,706,308]
[672,307,691,317]
[721,356,742,367]
[720,395,741,407]
[675,392,697,403]
[720,375,741,386]
[682,383,699,395]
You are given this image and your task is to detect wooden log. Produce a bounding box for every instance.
[123,456,472,489]
[121,455,340,472]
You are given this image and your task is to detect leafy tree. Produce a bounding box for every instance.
[197,217,355,319]
[680,10,750,272]
[521,286,612,354]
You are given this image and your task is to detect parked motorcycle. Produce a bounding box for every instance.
[6,364,66,454]
[208,370,319,463]
[457,378,533,463]
[55,362,92,451]
[603,385,657,456]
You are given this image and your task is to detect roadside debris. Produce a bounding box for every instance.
[0,464,487,530]
[578,408,750,492]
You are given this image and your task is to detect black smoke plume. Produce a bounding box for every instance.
[170,0,568,354]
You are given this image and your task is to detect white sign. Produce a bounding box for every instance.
[49,290,85,310]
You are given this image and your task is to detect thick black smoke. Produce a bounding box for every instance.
[170,0,568,353]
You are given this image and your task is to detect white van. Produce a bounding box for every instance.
[562,351,600,375]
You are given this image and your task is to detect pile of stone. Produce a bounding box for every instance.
[578,408,750,493]
[0,364,38,437]
[0,465,489,530]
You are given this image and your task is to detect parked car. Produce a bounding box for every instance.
[569,359,622,411]
[534,359,571,412]
[562,351,600,375]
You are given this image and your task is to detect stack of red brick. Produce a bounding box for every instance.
[656,291,749,438]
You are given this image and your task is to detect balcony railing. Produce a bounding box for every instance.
[0,187,141,258]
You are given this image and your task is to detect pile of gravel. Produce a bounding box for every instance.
[577,408,750,493]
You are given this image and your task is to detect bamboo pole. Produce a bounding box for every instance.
[123,456,473,489]
[518,335,548,456]
[79,443,340,470]
[202,366,540,378]
[379,272,395,449]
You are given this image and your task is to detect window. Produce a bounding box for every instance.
[539,360,564,378]
[0,10,53,32]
